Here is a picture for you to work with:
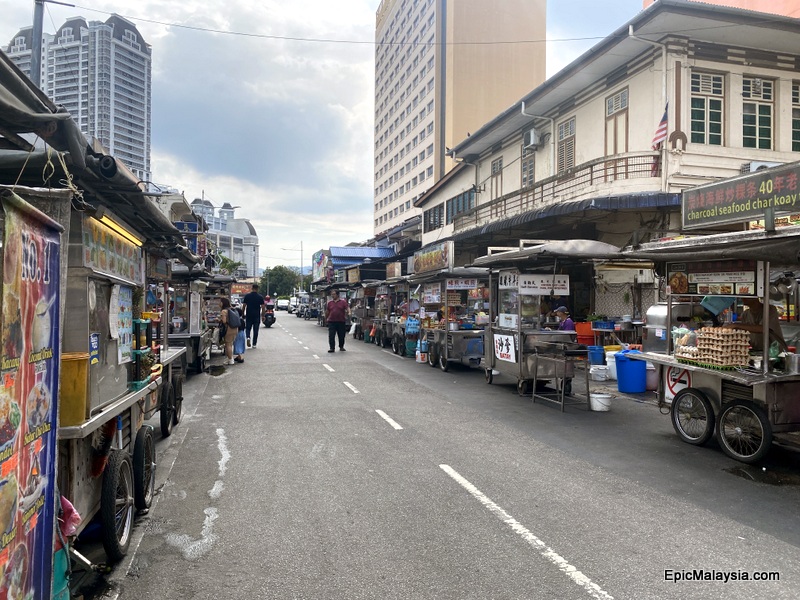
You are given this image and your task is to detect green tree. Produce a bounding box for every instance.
[260,265,297,297]
[218,255,245,277]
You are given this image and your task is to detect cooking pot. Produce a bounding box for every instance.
[786,353,800,374]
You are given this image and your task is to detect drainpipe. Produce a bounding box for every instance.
[520,102,555,178]
[629,25,669,188]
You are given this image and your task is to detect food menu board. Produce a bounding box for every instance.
[83,215,143,283]
[666,260,763,297]
[0,196,61,600]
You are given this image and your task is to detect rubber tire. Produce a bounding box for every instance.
[101,450,135,562]
[160,382,175,438]
[485,369,493,384]
[382,334,390,348]
[427,346,438,367]
[391,336,400,354]
[172,376,184,426]
[671,388,715,446]
[517,379,531,396]
[133,426,156,510]
[439,351,450,372]
[717,400,773,464]
[194,351,206,374]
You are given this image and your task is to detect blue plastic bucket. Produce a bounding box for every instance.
[616,349,646,393]
[588,346,605,365]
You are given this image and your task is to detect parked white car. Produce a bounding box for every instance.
[276,299,290,311]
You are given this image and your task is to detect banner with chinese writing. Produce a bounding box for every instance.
[519,274,570,295]
[493,334,517,363]
[682,163,800,229]
[0,195,62,600]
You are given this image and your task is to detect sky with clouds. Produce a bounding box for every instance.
[0,0,646,270]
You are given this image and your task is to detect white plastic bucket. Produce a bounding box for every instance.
[646,361,658,391]
[606,352,618,380]
[589,393,612,412]
[589,366,609,381]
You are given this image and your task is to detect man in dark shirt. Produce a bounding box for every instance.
[242,284,265,348]
[325,289,350,353]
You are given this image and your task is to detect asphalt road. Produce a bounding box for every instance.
[96,312,800,600]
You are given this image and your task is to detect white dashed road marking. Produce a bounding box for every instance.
[323,364,335,372]
[343,382,360,394]
[375,409,403,430]
[439,464,614,600]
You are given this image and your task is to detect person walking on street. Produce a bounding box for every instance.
[219,298,239,365]
[325,289,350,353]
[242,284,265,347]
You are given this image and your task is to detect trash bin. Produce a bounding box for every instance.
[588,346,605,365]
[616,349,646,393]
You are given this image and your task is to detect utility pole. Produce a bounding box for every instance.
[31,0,45,89]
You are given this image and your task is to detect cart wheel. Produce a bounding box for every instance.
[427,346,438,367]
[517,379,531,396]
[101,450,135,562]
[159,382,175,438]
[717,401,773,463]
[133,425,156,510]
[485,369,493,384]
[439,351,450,372]
[671,388,715,446]
[172,376,184,426]
[382,334,390,348]
[391,336,400,354]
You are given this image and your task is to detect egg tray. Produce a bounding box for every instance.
[676,357,747,370]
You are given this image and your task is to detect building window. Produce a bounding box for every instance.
[605,89,628,116]
[521,146,535,189]
[690,72,724,145]
[793,83,800,152]
[557,118,576,173]
[423,204,444,232]
[490,157,503,200]
[446,188,476,224]
[742,77,773,149]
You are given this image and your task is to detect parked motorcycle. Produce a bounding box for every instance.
[262,303,276,328]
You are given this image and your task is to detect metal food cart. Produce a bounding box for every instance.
[625,226,800,463]
[473,240,622,409]
[168,273,214,373]
[414,267,490,372]
[202,275,234,354]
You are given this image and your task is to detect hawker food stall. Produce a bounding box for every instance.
[625,225,800,463]
[168,272,214,373]
[412,267,490,371]
[473,240,622,409]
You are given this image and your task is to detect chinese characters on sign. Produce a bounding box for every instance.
[682,164,800,229]
[519,274,570,295]
[493,334,517,363]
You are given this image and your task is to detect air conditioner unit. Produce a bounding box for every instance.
[523,128,540,149]
[740,161,782,174]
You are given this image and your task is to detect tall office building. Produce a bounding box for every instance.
[5,15,152,182]
[373,0,546,235]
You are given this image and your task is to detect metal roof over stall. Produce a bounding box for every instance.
[328,246,396,270]
[623,227,800,264]
[472,239,623,269]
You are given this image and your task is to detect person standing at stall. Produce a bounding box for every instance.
[555,306,575,331]
[726,297,787,351]
[325,289,350,353]
[242,284,265,348]
[219,298,240,365]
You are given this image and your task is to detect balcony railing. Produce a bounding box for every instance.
[453,151,661,232]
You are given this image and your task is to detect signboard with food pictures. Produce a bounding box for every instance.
[386,262,403,279]
[83,215,143,283]
[681,163,800,230]
[0,195,62,599]
[666,260,763,297]
[423,283,441,304]
[412,241,452,274]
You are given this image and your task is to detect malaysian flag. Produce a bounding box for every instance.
[651,103,668,176]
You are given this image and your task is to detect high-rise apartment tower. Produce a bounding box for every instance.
[373,0,546,235]
[5,15,152,183]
